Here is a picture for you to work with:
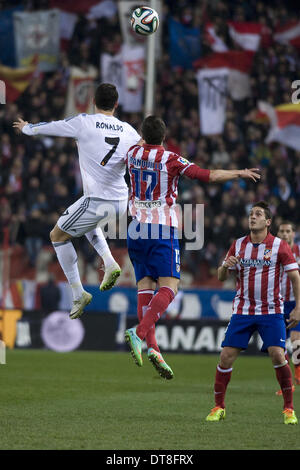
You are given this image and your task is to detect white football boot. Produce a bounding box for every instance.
[99,263,121,291]
[69,291,92,319]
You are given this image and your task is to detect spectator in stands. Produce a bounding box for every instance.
[40,273,61,313]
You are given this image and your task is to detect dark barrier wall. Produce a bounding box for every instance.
[126,318,265,355]
[0,310,118,352]
[0,309,266,355]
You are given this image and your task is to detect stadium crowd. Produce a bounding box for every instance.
[0,0,300,284]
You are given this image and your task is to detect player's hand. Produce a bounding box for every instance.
[240,168,261,182]
[286,306,300,330]
[223,256,240,268]
[13,117,28,132]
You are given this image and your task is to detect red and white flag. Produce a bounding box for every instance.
[49,0,117,18]
[274,20,300,49]
[195,51,253,135]
[258,101,300,151]
[65,65,98,116]
[49,0,117,49]
[205,21,262,52]
[121,44,145,113]
[229,22,262,51]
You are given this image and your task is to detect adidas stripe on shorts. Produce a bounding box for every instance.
[57,196,127,237]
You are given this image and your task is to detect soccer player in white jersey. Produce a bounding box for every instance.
[123,115,261,379]
[13,83,142,319]
[276,221,300,391]
[206,202,300,425]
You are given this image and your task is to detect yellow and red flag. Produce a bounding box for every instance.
[258,101,300,151]
[0,56,37,103]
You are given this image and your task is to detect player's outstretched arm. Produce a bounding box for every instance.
[13,115,81,138]
[209,168,261,183]
[12,118,28,132]
[286,270,300,329]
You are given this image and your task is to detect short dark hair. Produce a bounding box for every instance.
[251,201,272,221]
[94,83,118,110]
[141,116,166,145]
[279,220,295,231]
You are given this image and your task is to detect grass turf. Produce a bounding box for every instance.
[0,349,300,450]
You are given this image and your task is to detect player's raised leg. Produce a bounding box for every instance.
[136,276,174,379]
[125,277,178,374]
[85,226,121,291]
[50,224,92,319]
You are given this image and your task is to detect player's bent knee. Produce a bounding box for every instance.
[50,225,71,243]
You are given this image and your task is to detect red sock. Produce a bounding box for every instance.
[136,286,175,340]
[214,365,232,408]
[275,362,294,409]
[137,289,160,352]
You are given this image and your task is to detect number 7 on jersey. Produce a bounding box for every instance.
[101,137,120,166]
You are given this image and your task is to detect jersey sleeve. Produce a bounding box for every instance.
[278,240,299,272]
[167,154,210,181]
[22,114,84,138]
[222,241,237,271]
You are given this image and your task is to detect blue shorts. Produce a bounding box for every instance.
[127,220,180,283]
[284,301,300,336]
[222,314,286,352]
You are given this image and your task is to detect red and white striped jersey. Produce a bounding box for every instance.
[223,233,299,315]
[280,243,300,302]
[125,144,210,227]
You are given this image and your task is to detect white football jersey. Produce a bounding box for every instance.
[22,113,141,200]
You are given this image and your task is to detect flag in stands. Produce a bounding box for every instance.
[195,51,253,135]
[0,57,37,102]
[169,16,202,69]
[205,21,262,52]
[274,20,300,49]
[259,101,300,151]
[49,0,117,19]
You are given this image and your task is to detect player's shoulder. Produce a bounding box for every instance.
[293,243,300,255]
[127,143,141,155]
[234,235,248,246]
[166,152,191,165]
[277,237,290,249]
[64,113,87,122]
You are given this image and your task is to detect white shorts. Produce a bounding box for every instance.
[57,196,128,238]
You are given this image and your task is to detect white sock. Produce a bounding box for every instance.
[85,228,116,268]
[52,241,84,301]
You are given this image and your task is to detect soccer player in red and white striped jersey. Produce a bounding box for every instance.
[124,115,261,378]
[277,222,300,387]
[206,202,300,425]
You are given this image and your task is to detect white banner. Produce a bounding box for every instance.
[121,44,145,113]
[197,68,228,135]
[100,52,124,106]
[65,65,98,116]
[13,9,60,71]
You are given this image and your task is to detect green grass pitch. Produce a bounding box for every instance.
[1,349,300,450]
